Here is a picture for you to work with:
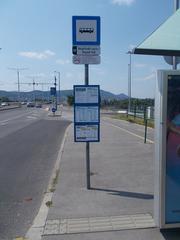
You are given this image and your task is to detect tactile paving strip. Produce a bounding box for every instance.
[43,213,156,235]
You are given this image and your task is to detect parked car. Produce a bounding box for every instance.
[21,102,26,105]
[35,103,42,108]
[1,102,9,107]
[27,102,35,107]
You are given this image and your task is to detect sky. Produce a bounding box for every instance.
[0,0,176,98]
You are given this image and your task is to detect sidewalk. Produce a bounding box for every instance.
[40,120,176,240]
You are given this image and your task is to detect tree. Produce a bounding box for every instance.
[67,95,74,106]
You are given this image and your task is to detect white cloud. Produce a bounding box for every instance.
[18,50,55,60]
[44,50,55,56]
[111,0,135,6]
[56,59,70,65]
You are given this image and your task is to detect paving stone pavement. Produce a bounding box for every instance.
[40,118,180,240]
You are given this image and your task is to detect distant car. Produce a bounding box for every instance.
[21,102,26,105]
[1,102,9,107]
[27,102,35,107]
[35,103,42,108]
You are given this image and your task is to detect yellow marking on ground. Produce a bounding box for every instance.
[104,121,154,144]
[15,237,27,240]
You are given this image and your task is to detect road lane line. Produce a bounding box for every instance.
[0,111,33,124]
[103,121,154,144]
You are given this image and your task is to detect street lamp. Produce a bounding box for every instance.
[127,51,132,113]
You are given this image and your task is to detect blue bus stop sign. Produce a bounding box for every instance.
[72,16,100,46]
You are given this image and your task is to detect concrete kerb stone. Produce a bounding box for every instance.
[25,124,72,240]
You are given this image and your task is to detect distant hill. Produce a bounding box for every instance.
[0,89,128,102]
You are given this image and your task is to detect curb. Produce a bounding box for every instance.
[25,124,72,240]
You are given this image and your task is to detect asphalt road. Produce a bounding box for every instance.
[0,107,71,239]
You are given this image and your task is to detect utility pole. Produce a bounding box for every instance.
[8,67,28,103]
[127,51,132,113]
[173,0,180,69]
[54,71,60,104]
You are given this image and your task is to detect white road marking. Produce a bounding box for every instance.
[27,116,37,119]
[0,111,33,124]
[0,122,8,126]
[103,121,154,144]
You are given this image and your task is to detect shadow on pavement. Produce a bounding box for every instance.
[90,187,153,200]
[161,228,180,240]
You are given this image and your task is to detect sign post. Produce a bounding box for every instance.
[74,85,100,189]
[85,64,90,189]
[72,16,101,189]
[50,87,57,116]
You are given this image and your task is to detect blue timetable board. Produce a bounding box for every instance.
[72,16,101,46]
[74,85,100,142]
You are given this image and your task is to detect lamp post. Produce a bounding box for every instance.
[127,51,132,113]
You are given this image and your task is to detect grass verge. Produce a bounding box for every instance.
[49,169,60,192]
[113,114,154,128]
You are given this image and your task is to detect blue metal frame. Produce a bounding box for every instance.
[72,16,101,46]
[73,85,100,142]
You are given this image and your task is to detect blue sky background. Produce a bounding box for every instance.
[0,0,175,97]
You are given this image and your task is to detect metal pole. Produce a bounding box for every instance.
[33,79,36,102]
[17,70,20,103]
[144,119,148,144]
[8,67,27,103]
[54,76,57,110]
[174,0,179,11]
[127,51,132,113]
[85,64,91,190]
[58,72,60,104]
[173,0,179,69]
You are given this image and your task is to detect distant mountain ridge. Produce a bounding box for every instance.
[0,89,128,101]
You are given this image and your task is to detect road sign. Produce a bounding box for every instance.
[72,16,100,46]
[52,107,56,113]
[73,55,100,64]
[72,46,100,56]
[50,87,56,96]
